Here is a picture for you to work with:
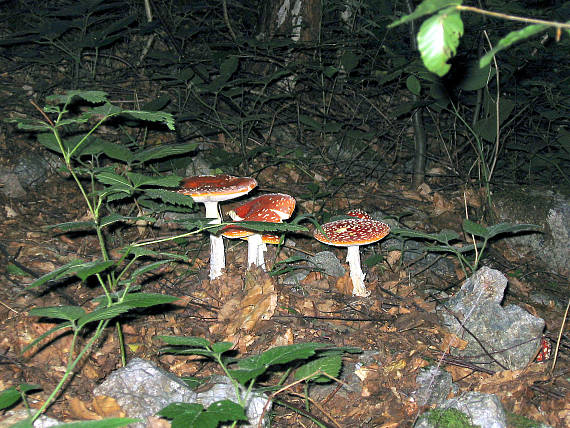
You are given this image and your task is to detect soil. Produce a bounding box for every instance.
[0,162,568,427]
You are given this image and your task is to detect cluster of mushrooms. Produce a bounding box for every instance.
[178,174,391,297]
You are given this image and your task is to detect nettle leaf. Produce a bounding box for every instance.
[26,259,85,289]
[211,342,234,354]
[158,402,204,425]
[96,172,134,193]
[119,293,179,308]
[77,305,133,328]
[417,8,464,77]
[142,188,195,206]
[46,90,109,105]
[294,355,342,383]
[86,102,122,117]
[132,143,197,163]
[29,305,86,321]
[127,260,172,281]
[156,336,211,348]
[239,343,331,372]
[47,220,97,232]
[122,246,189,261]
[98,141,133,162]
[74,260,116,281]
[127,172,181,188]
[122,110,175,131]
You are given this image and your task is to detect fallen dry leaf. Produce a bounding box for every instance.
[68,397,100,420]
[92,395,126,419]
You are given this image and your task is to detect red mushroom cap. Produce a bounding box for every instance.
[346,209,373,221]
[314,218,390,246]
[230,193,295,221]
[179,174,257,202]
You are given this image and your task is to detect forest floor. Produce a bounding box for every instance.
[0,154,568,427]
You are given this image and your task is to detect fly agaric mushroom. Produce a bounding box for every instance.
[314,218,390,297]
[179,174,257,280]
[346,208,373,221]
[223,193,295,270]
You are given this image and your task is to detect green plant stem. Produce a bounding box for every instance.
[31,319,110,423]
[456,5,570,29]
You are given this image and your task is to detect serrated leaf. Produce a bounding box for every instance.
[142,188,195,206]
[97,141,133,162]
[121,246,189,261]
[241,343,331,370]
[74,260,116,281]
[119,293,179,308]
[417,9,464,77]
[294,355,342,383]
[127,260,172,281]
[204,400,247,422]
[132,143,197,163]
[122,110,175,131]
[0,387,21,409]
[77,305,133,328]
[158,402,203,421]
[47,220,97,232]
[96,172,134,192]
[157,335,211,348]
[29,305,86,321]
[226,367,267,385]
[126,172,181,188]
[46,90,109,105]
[26,259,85,289]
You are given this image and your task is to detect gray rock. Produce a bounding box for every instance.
[415,391,506,428]
[437,267,544,371]
[309,251,346,277]
[93,358,270,428]
[412,366,453,407]
[0,169,27,198]
[493,187,569,275]
[0,410,60,427]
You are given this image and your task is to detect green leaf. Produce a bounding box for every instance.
[340,51,359,74]
[220,56,239,79]
[74,260,116,281]
[96,171,134,192]
[122,110,175,131]
[29,305,86,321]
[46,90,109,105]
[462,219,489,238]
[119,293,179,308]
[240,343,331,370]
[406,75,421,95]
[132,143,197,163]
[156,336,211,348]
[77,305,133,328]
[458,62,494,91]
[47,220,97,232]
[294,355,342,383]
[480,24,548,68]
[158,402,204,424]
[98,141,133,162]
[127,260,172,281]
[417,9,464,77]
[19,384,42,394]
[211,342,234,354]
[26,259,85,289]
[126,172,181,188]
[0,387,21,409]
[142,188,195,206]
[485,223,541,239]
[389,0,462,27]
[122,246,189,261]
[49,418,140,427]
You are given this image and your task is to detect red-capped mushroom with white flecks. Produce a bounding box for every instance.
[179,174,257,280]
[223,193,295,270]
[314,218,390,297]
[346,208,373,221]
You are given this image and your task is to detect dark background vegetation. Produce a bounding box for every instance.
[1,0,568,201]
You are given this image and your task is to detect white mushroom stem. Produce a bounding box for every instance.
[346,245,370,297]
[247,234,267,270]
[203,201,225,280]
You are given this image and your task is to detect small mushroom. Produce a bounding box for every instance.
[179,174,257,280]
[314,218,390,297]
[223,193,295,270]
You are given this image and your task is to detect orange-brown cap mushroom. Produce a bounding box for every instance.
[223,193,295,270]
[314,218,390,297]
[178,174,257,280]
